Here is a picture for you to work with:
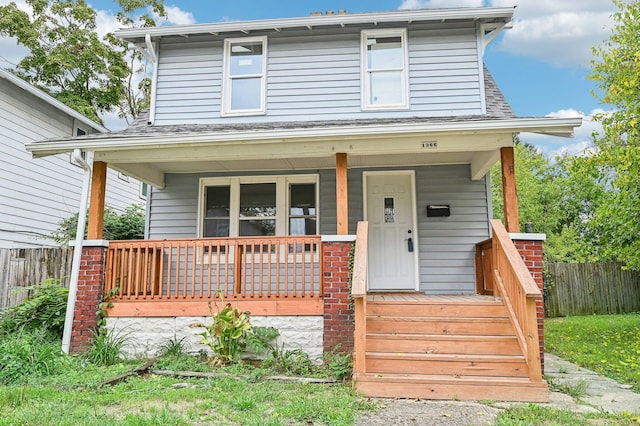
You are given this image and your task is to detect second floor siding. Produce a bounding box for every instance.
[153,21,483,125]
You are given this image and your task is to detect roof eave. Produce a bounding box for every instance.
[25,117,582,158]
[115,7,515,42]
[0,69,108,134]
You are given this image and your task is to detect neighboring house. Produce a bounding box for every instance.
[26,7,581,401]
[0,69,145,248]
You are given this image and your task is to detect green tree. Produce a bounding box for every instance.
[52,204,145,244]
[490,142,606,262]
[587,0,640,269]
[0,0,166,124]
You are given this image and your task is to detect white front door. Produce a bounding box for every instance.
[365,172,418,291]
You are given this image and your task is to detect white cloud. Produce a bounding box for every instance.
[521,108,605,158]
[498,1,615,68]
[163,6,196,26]
[399,0,617,68]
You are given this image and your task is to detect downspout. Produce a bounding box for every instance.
[62,149,92,354]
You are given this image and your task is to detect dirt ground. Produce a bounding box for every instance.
[355,399,501,426]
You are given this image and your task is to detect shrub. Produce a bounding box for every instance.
[0,279,68,338]
[52,204,145,244]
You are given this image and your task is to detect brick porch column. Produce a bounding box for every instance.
[510,233,545,373]
[322,236,356,354]
[70,240,109,353]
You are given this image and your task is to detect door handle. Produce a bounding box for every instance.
[407,230,414,252]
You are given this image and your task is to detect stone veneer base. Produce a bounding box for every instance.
[106,315,324,363]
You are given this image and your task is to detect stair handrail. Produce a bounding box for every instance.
[490,219,543,382]
[352,221,368,376]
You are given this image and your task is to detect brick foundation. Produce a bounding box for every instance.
[512,237,545,373]
[322,241,355,354]
[70,244,108,353]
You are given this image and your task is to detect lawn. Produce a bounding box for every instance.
[545,313,640,392]
[0,355,374,426]
[494,312,640,425]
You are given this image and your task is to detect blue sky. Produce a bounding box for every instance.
[1,0,619,157]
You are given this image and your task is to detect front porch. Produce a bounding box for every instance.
[72,217,547,402]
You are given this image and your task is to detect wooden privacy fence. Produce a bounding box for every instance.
[545,262,640,317]
[0,247,73,310]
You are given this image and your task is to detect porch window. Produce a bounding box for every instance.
[199,175,318,238]
[361,29,408,110]
[222,36,267,116]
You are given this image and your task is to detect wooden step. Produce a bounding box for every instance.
[366,316,515,335]
[366,333,521,355]
[364,352,529,377]
[355,372,549,402]
[367,301,507,318]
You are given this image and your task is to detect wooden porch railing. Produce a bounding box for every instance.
[488,219,543,382]
[351,221,368,377]
[475,238,494,295]
[105,236,323,302]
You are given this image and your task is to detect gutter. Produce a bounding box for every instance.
[114,7,515,42]
[61,149,92,354]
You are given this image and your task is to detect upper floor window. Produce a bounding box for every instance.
[222,36,267,116]
[361,29,408,110]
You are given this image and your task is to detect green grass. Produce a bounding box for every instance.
[0,372,370,425]
[0,331,373,425]
[545,313,640,392]
[495,404,639,425]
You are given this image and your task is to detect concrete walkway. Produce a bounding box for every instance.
[355,353,640,426]
[543,352,640,414]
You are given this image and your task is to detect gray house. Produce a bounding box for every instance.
[0,69,145,248]
[27,7,581,401]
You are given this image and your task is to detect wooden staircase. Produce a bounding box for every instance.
[354,297,549,402]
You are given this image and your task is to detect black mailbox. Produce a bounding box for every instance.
[427,204,450,217]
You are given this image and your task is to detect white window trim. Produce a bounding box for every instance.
[361,28,409,111]
[197,174,319,238]
[221,35,268,117]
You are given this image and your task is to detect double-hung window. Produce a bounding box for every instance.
[222,36,267,116]
[361,29,408,110]
[199,175,318,238]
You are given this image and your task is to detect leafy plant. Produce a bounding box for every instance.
[198,297,253,364]
[0,279,68,338]
[52,204,145,244]
[262,346,314,376]
[245,326,280,357]
[323,345,352,381]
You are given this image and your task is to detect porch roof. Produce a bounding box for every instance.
[25,69,581,189]
[25,114,581,188]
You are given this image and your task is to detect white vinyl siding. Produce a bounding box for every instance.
[0,77,144,248]
[152,22,483,125]
[148,165,488,293]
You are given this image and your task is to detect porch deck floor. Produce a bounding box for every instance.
[367,292,497,302]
